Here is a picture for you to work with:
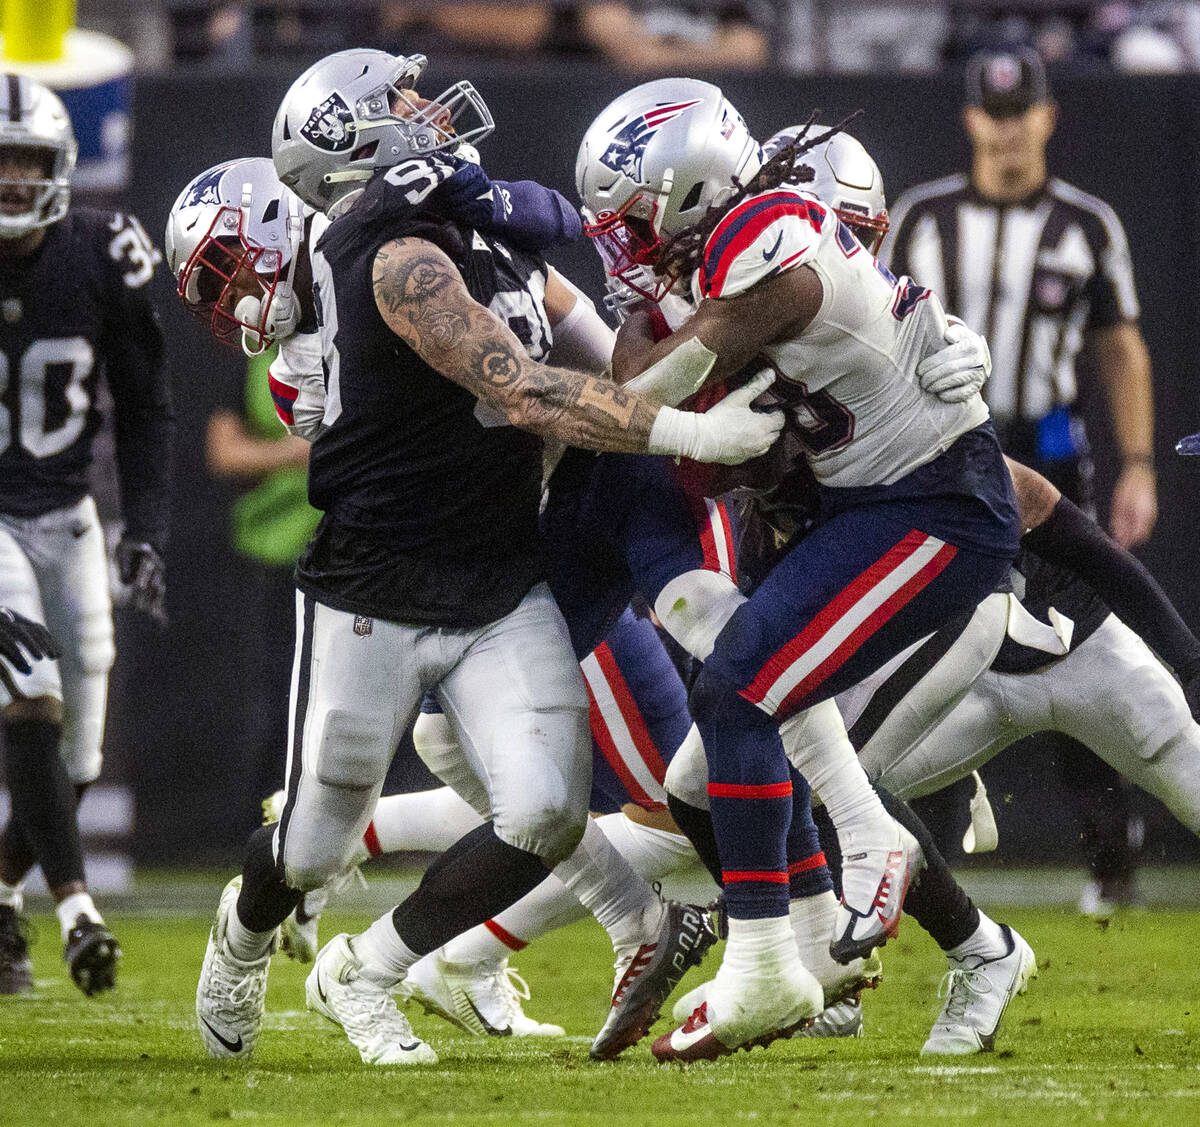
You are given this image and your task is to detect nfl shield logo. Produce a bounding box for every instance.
[1,298,21,324]
[353,616,373,637]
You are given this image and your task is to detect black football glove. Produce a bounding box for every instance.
[0,607,59,675]
[115,537,167,626]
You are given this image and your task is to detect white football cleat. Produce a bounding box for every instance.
[794,997,864,1039]
[196,875,277,1060]
[921,924,1037,1056]
[280,888,327,964]
[831,822,922,964]
[306,933,438,1065]
[400,952,565,1037]
[652,958,823,1063]
[670,948,881,1023]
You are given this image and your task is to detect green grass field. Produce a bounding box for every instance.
[1,894,1197,1126]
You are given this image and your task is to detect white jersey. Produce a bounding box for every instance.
[692,186,989,488]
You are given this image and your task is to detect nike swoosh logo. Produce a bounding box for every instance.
[200,1016,244,1054]
[762,230,783,262]
[464,995,512,1037]
[316,972,329,1005]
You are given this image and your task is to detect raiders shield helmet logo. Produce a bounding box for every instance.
[301,92,356,153]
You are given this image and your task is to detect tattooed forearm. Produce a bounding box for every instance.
[373,240,469,351]
[372,236,661,452]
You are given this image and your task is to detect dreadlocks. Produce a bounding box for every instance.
[656,110,864,284]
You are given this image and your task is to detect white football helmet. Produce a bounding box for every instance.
[764,127,889,254]
[576,79,762,301]
[0,74,77,240]
[165,157,306,354]
[272,48,493,212]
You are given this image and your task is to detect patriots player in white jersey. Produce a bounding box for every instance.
[578,80,1023,1060]
[0,75,171,997]
[667,125,1200,1056]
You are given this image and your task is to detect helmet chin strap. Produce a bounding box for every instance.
[239,187,305,357]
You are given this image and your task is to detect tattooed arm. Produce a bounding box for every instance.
[371,236,782,462]
[373,236,656,451]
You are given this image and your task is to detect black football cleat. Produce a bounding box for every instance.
[64,914,121,996]
[589,900,717,1061]
[0,905,33,994]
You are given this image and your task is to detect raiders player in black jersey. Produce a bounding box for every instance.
[191,49,781,1066]
[0,76,172,996]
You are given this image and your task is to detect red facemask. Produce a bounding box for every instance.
[176,205,283,348]
[583,196,680,303]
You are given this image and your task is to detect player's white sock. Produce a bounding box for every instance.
[365,787,484,858]
[722,914,800,976]
[781,700,893,838]
[592,812,702,884]
[225,905,277,961]
[55,891,101,941]
[788,889,839,972]
[552,816,664,949]
[0,880,23,912]
[439,812,702,965]
[442,875,579,966]
[350,913,422,989]
[946,910,1008,962]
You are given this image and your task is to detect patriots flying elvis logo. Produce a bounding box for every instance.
[182,163,235,208]
[598,100,702,180]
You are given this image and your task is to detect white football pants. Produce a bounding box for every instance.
[274,582,591,890]
[0,496,114,784]
[874,613,1200,836]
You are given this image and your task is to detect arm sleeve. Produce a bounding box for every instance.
[268,331,326,440]
[484,180,582,250]
[100,215,173,550]
[1022,496,1200,678]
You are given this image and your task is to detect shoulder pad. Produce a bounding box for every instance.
[698,189,825,299]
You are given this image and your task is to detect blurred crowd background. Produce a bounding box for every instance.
[7,2,1200,889]
[90,1,1200,74]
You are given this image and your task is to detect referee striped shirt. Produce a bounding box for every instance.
[882,175,1140,422]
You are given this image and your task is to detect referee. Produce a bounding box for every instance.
[884,48,1157,915]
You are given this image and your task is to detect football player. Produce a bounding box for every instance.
[184,50,781,1067]
[167,153,728,1053]
[0,75,171,997]
[578,80,1023,1060]
[668,126,1200,1056]
[202,129,993,1058]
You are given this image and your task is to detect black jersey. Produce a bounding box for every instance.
[991,547,1110,674]
[298,173,552,627]
[0,208,171,547]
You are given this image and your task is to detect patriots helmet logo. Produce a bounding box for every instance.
[181,163,234,209]
[598,100,702,181]
[300,92,356,153]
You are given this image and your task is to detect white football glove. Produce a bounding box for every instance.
[649,369,784,465]
[917,317,991,403]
